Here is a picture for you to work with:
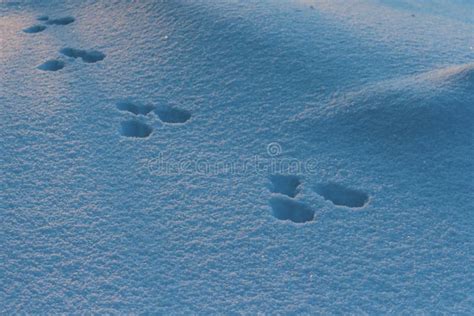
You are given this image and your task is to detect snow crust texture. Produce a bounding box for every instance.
[1,0,473,314]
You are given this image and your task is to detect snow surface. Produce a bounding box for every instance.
[1,0,473,313]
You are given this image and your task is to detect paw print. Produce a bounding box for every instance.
[313,183,369,208]
[23,15,75,34]
[268,175,315,223]
[116,100,191,138]
[268,175,370,223]
[23,15,105,71]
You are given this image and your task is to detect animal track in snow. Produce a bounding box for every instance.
[46,16,75,25]
[37,15,49,21]
[120,120,153,138]
[60,48,106,63]
[269,175,301,198]
[115,100,156,139]
[116,101,154,115]
[270,196,315,223]
[115,100,189,138]
[268,174,314,223]
[37,59,64,71]
[23,25,46,33]
[314,183,368,208]
[155,105,191,124]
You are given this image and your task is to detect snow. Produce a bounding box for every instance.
[1,0,473,313]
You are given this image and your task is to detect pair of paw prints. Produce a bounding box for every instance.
[38,47,106,72]
[23,15,74,34]
[268,175,369,223]
[116,100,191,138]
[23,14,106,71]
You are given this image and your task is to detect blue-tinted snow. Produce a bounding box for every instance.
[1,0,473,313]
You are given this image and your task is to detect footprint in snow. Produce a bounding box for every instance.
[23,15,74,34]
[37,47,105,72]
[269,174,301,198]
[267,175,370,223]
[23,25,46,33]
[154,105,191,124]
[46,16,75,25]
[116,101,155,115]
[314,183,369,208]
[115,100,192,138]
[270,196,315,223]
[37,15,49,21]
[25,14,77,71]
[116,100,154,138]
[60,47,106,63]
[268,175,315,223]
[37,59,64,71]
[120,120,153,138]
